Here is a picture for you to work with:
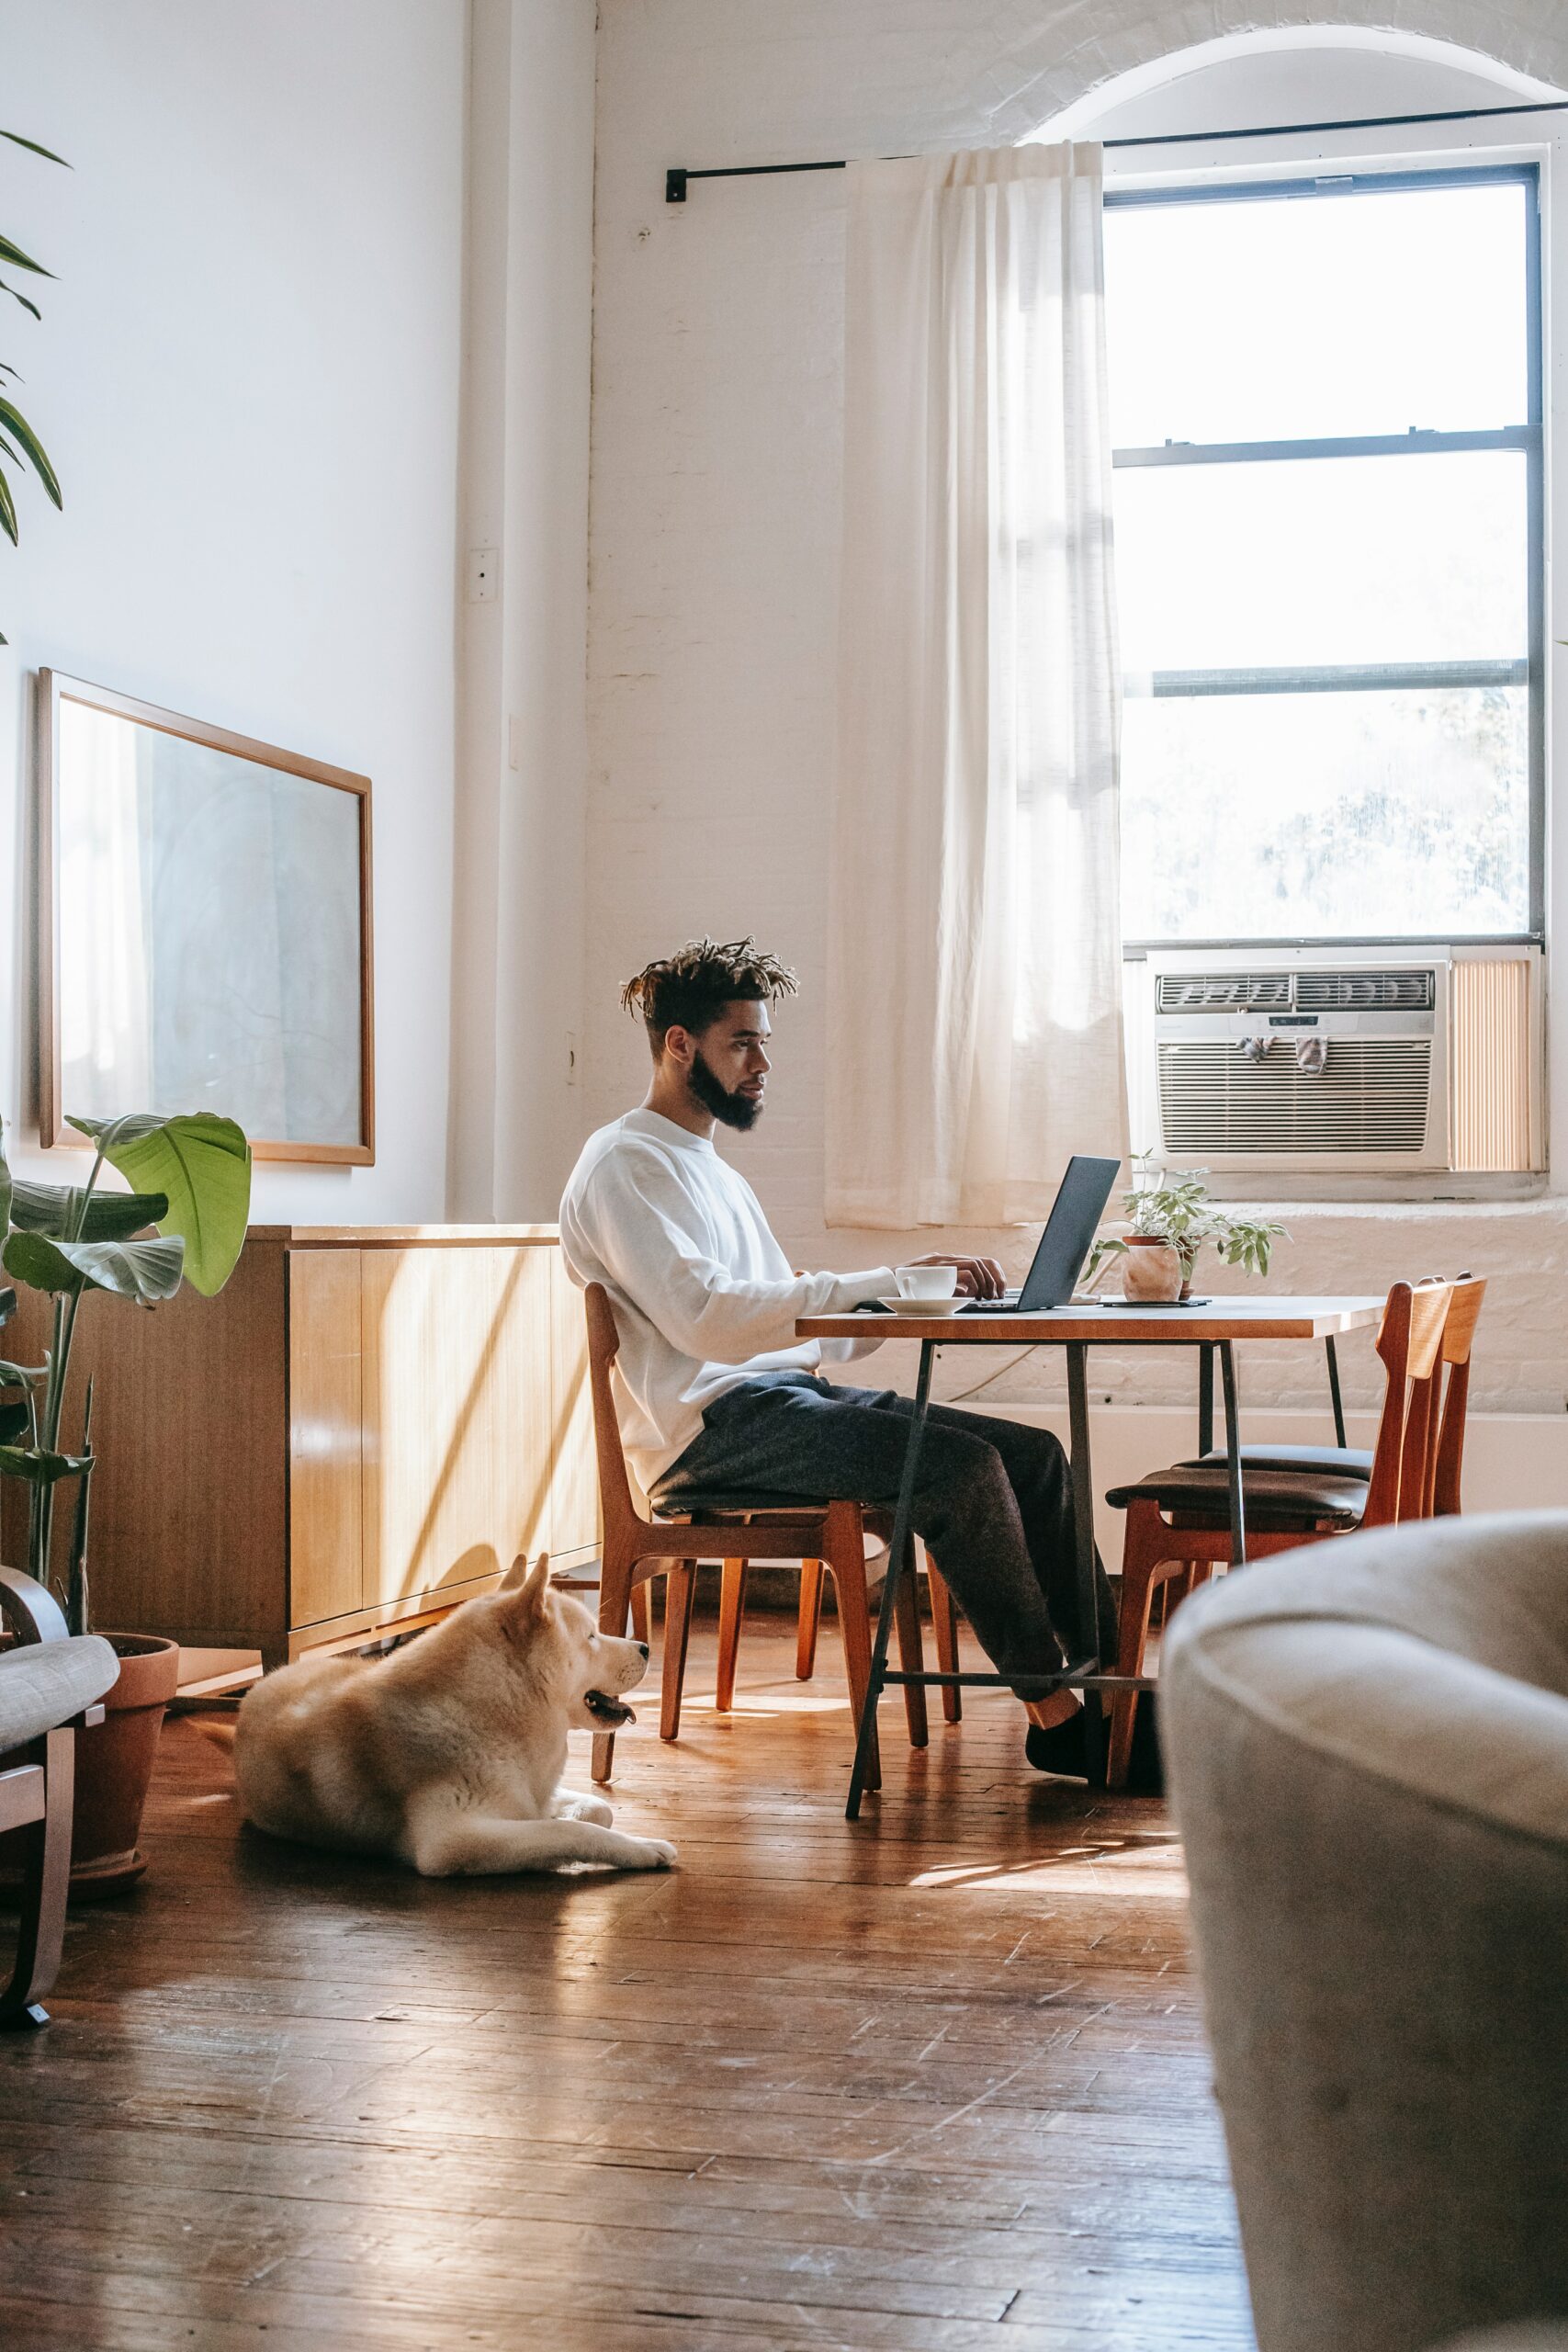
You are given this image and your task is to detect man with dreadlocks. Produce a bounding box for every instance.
[559,938,1120,1781]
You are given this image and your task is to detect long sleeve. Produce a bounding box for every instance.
[580,1146,893,1365]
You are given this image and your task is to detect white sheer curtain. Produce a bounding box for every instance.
[827,142,1128,1229]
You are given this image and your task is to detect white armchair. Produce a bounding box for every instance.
[1162,1512,1568,2352]
[1,1567,118,2029]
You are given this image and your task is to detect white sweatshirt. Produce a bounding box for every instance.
[558,1108,895,1492]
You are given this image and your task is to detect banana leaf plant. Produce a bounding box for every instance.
[0,1110,252,1634]
[0,128,69,640]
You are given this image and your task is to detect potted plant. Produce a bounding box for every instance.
[0,1110,251,1895]
[1088,1161,1286,1302]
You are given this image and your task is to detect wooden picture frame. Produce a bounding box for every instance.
[37,671,376,1166]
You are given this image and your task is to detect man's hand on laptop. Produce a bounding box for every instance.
[905,1252,1007,1300]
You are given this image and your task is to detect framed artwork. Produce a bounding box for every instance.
[37,671,375,1164]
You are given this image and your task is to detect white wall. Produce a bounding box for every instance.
[0,0,466,1220]
[586,0,1568,1439]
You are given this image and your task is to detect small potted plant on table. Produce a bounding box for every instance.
[0,1110,251,1895]
[1088,1162,1286,1303]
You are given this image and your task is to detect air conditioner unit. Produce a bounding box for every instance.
[1139,946,1543,1177]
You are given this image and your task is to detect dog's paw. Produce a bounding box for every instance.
[561,1796,615,1834]
[641,1838,677,1871]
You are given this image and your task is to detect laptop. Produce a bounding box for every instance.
[957,1154,1122,1315]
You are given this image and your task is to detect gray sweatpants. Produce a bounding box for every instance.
[651,1371,1115,1692]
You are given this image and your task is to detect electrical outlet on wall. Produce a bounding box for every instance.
[466,546,499,603]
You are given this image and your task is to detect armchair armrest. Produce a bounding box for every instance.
[0,1566,71,1646]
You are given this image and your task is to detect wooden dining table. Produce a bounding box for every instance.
[796,1294,1382,1815]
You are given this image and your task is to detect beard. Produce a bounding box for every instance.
[689,1046,761,1132]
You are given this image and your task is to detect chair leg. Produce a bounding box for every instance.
[592,1543,637,1783]
[716,1559,747,1712]
[927,1556,962,1724]
[629,1581,651,1645]
[893,1538,929,1749]
[824,1503,880,1793]
[1107,1504,1177,1791]
[660,1560,697,1742]
[795,1557,824,1681]
[0,1727,73,2031]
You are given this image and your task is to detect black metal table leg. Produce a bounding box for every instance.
[1220,1340,1247,1566]
[1066,1343,1106,1788]
[1325,1334,1347,1450]
[845,1337,935,1820]
[1198,1343,1215,1457]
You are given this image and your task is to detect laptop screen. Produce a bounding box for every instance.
[1016,1156,1122,1311]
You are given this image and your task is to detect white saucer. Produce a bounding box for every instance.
[876,1294,967,1316]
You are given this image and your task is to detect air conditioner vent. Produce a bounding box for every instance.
[1156,972,1292,1013]
[1294,969,1436,1013]
[1157,1040,1432,1156]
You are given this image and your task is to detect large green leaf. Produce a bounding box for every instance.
[0,1360,46,1391]
[0,1443,89,1487]
[0,466,16,547]
[67,1114,250,1297]
[0,397,60,504]
[8,1177,169,1242]
[3,1227,185,1304]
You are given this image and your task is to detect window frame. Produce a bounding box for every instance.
[1107,161,1545,953]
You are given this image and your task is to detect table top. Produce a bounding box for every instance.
[798,1294,1383,1344]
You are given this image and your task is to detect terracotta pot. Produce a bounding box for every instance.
[1122,1237,1184,1304]
[0,1632,179,1904]
[67,1634,181,1899]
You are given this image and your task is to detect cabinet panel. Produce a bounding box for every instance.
[547,1252,600,1562]
[288,1250,364,1628]
[359,1245,555,1613]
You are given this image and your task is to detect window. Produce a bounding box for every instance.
[1104,167,1542,947]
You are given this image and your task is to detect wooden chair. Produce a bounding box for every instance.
[1103,1279,1455,1788]
[0,1569,116,2030]
[583,1283,936,1785]
[1431,1275,1486,1516]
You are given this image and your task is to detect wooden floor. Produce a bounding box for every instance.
[0,1615,1253,2352]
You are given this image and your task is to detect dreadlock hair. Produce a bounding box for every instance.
[621,937,799,1057]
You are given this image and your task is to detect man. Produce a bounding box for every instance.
[558,937,1119,1780]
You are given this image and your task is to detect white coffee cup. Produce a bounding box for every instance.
[895,1263,958,1302]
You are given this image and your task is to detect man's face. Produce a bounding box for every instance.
[675,1000,772,1131]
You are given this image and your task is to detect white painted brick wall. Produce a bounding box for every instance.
[586,0,1568,1419]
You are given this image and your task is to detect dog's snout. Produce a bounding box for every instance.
[637,1642,649,1660]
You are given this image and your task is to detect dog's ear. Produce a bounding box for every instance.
[502,1552,553,1617]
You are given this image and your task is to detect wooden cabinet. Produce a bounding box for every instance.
[0,1227,598,1664]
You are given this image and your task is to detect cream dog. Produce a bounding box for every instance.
[234,1554,674,1876]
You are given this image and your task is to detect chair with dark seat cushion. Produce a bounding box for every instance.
[1179,1277,1484,1506]
[1104,1279,1454,1786]
[0,1568,118,2029]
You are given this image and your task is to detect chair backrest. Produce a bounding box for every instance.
[1363,1279,1452,1530]
[582,1282,650,1545]
[1432,1273,1486,1518]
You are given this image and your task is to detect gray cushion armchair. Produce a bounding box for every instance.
[1,1566,118,2029]
[1163,1511,1568,2352]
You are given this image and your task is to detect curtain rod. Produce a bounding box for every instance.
[664,96,1568,201]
